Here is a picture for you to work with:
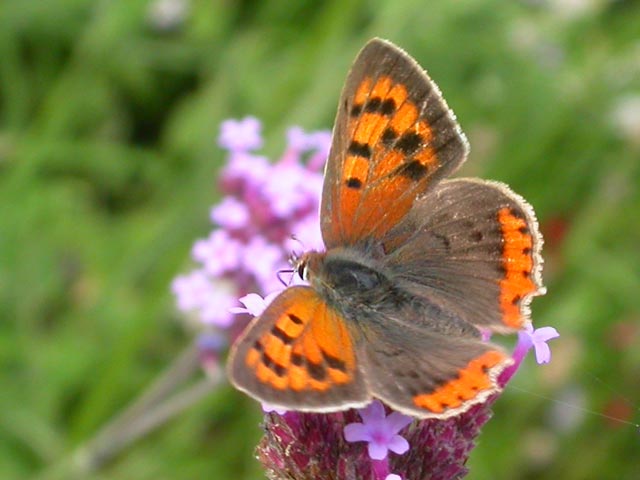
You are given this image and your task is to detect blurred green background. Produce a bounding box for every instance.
[1,0,639,479]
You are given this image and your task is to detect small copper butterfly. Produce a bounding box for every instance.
[227,38,545,418]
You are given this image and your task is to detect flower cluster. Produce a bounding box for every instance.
[172,117,560,480]
[172,117,329,336]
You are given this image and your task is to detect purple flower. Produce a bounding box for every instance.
[286,126,320,152]
[171,271,236,328]
[191,230,243,276]
[218,116,263,152]
[198,288,237,327]
[210,196,250,230]
[522,324,560,364]
[172,117,329,339]
[499,323,560,385]
[222,152,271,192]
[344,401,412,460]
[242,236,287,292]
[171,270,213,312]
[282,127,332,168]
[262,403,288,415]
[285,214,325,254]
[229,292,280,317]
[257,160,324,220]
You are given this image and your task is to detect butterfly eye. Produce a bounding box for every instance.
[296,260,309,282]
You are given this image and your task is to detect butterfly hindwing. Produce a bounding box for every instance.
[321,38,469,249]
[227,286,370,411]
[383,178,545,332]
[359,312,512,418]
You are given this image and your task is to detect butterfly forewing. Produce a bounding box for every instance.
[227,286,370,411]
[321,38,470,249]
[383,178,545,332]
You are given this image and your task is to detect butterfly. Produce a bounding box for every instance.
[227,38,545,419]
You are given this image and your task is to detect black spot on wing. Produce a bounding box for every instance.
[470,231,484,242]
[348,141,372,158]
[359,97,396,116]
[381,127,398,148]
[262,352,286,377]
[271,325,294,345]
[433,233,451,252]
[346,177,363,189]
[395,160,428,180]
[288,314,304,325]
[380,98,396,115]
[396,131,423,155]
[291,352,304,366]
[364,97,381,113]
[307,361,326,381]
[322,350,348,373]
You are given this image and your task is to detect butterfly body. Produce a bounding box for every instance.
[228,39,545,419]
[300,245,481,340]
[300,247,404,316]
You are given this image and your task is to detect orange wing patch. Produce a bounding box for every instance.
[412,350,507,414]
[498,207,538,329]
[321,38,469,250]
[244,295,357,393]
[336,75,441,243]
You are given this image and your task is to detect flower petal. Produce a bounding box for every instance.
[534,326,560,342]
[236,293,268,316]
[359,400,385,424]
[261,403,287,415]
[534,341,552,364]
[211,196,249,229]
[387,434,410,455]
[344,423,372,442]
[386,411,413,434]
[218,116,262,152]
[367,441,389,460]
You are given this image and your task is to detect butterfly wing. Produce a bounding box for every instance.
[383,178,545,332]
[321,38,469,249]
[359,309,512,419]
[227,286,370,411]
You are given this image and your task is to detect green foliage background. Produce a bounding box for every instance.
[1,0,639,479]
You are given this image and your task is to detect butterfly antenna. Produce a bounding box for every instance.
[289,234,305,253]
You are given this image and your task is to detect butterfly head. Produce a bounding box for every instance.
[295,251,326,284]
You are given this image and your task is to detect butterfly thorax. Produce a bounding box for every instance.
[299,248,407,322]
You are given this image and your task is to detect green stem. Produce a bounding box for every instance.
[34,343,224,480]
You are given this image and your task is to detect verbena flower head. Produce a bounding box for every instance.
[171,117,327,336]
[172,117,560,480]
